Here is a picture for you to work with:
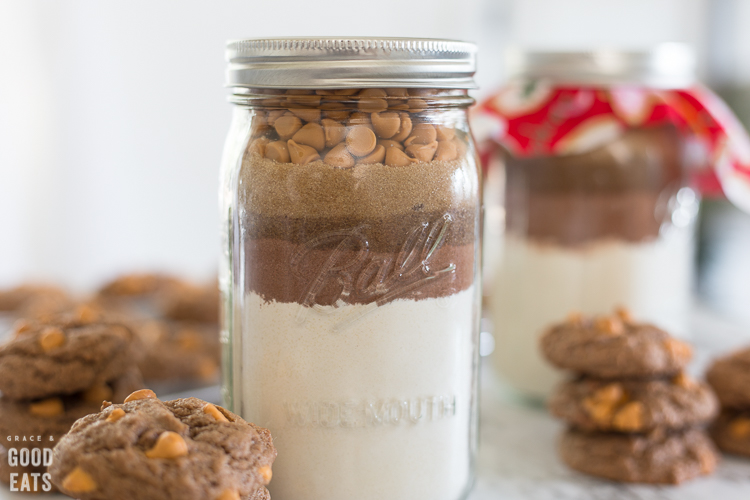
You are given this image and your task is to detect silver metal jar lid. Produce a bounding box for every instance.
[505,43,696,88]
[226,37,477,89]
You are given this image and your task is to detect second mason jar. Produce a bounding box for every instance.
[480,45,703,399]
[221,38,481,500]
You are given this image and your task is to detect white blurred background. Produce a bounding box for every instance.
[1,0,748,291]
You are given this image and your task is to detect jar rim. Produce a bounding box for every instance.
[226,37,477,90]
[505,43,696,88]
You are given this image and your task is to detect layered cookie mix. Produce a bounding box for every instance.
[542,309,719,484]
[707,346,750,457]
[49,392,276,500]
[232,88,479,500]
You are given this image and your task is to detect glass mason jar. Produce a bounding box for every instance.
[221,38,481,500]
[482,46,702,399]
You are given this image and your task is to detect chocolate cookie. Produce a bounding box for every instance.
[136,320,220,383]
[710,410,750,457]
[550,374,719,433]
[0,284,68,313]
[0,444,56,493]
[97,273,182,298]
[0,368,143,443]
[157,282,220,323]
[540,310,692,378]
[49,394,276,500]
[0,319,142,400]
[559,427,718,484]
[706,347,750,409]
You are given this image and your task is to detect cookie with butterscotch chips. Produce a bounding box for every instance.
[49,394,276,500]
[540,309,692,378]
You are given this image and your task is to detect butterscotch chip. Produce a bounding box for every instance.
[258,465,272,483]
[176,329,202,351]
[358,88,387,98]
[594,316,624,335]
[385,147,417,167]
[145,431,189,459]
[204,403,229,422]
[217,490,241,500]
[385,88,409,97]
[324,143,355,168]
[61,466,97,493]
[39,326,65,351]
[106,407,126,423]
[29,397,64,417]
[197,358,219,380]
[75,304,101,324]
[435,125,456,141]
[379,139,404,151]
[358,97,388,112]
[273,114,302,140]
[334,88,359,96]
[321,118,346,148]
[82,384,114,404]
[288,140,321,165]
[246,137,269,156]
[407,98,427,112]
[13,319,32,336]
[406,141,438,162]
[612,401,644,432]
[266,109,286,127]
[285,89,314,95]
[347,112,372,128]
[264,141,290,163]
[291,122,325,151]
[289,107,321,123]
[664,338,692,363]
[405,123,437,146]
[346,126,377,157]
[125,389,157,403]
[672,372,697,389]
[730,417,750,438]
[371,112,401,139]
[452,137,468,157]
[49,397,277,499]
[286,94,321,107]
[615,306,634,323]
[391,113,413,142]
[356,145,386,165]
[323,109,350,121]
[434,140,458,161]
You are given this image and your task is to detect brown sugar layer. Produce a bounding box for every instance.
[505,127,685,246]
[238,155,479,221]
[245,238,475,305]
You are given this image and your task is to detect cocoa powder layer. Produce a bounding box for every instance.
[245,239,475,305]
[505,126,685,246]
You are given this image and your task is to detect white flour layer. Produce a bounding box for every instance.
[240,286,477,500]
[491,229,694,399]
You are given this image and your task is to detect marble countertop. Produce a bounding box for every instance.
[2,304,749,499]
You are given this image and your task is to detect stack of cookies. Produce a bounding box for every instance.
[707,346,750,457]
[0,309,144,492]
[541,309,720,484]
[97,273,221,388]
